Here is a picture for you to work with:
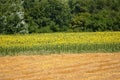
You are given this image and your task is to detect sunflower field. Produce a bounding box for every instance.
[0,32,120,56]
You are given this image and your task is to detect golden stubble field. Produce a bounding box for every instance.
[0,53,120,80]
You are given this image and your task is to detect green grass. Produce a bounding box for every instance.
[0,43,120,56]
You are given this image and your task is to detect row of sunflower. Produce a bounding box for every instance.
[0,32,120,55]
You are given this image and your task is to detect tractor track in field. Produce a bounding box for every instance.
[0,53,120,80]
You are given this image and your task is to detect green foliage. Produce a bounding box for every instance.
[0,0,120,34]
[23,0,71,33]
[71,12,91,31]
[0,0,28,34]
[0,32,120,56]
[1,43,120,56]
[69,0,120,32]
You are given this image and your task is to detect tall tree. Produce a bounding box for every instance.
[0,0,28,34]
[23,0,71,33]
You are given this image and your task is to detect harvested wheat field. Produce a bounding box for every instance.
[0,53,120,80]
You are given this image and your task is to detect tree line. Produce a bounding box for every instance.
[0,0,120,34]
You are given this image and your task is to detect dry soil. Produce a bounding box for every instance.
[0,53,120,80]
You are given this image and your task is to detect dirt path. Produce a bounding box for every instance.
[0,53,120,80]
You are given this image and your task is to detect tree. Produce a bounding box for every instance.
[0,0,28,34]
[69,0,120,32]
[0,0,120,34]
[23,0,71,33]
